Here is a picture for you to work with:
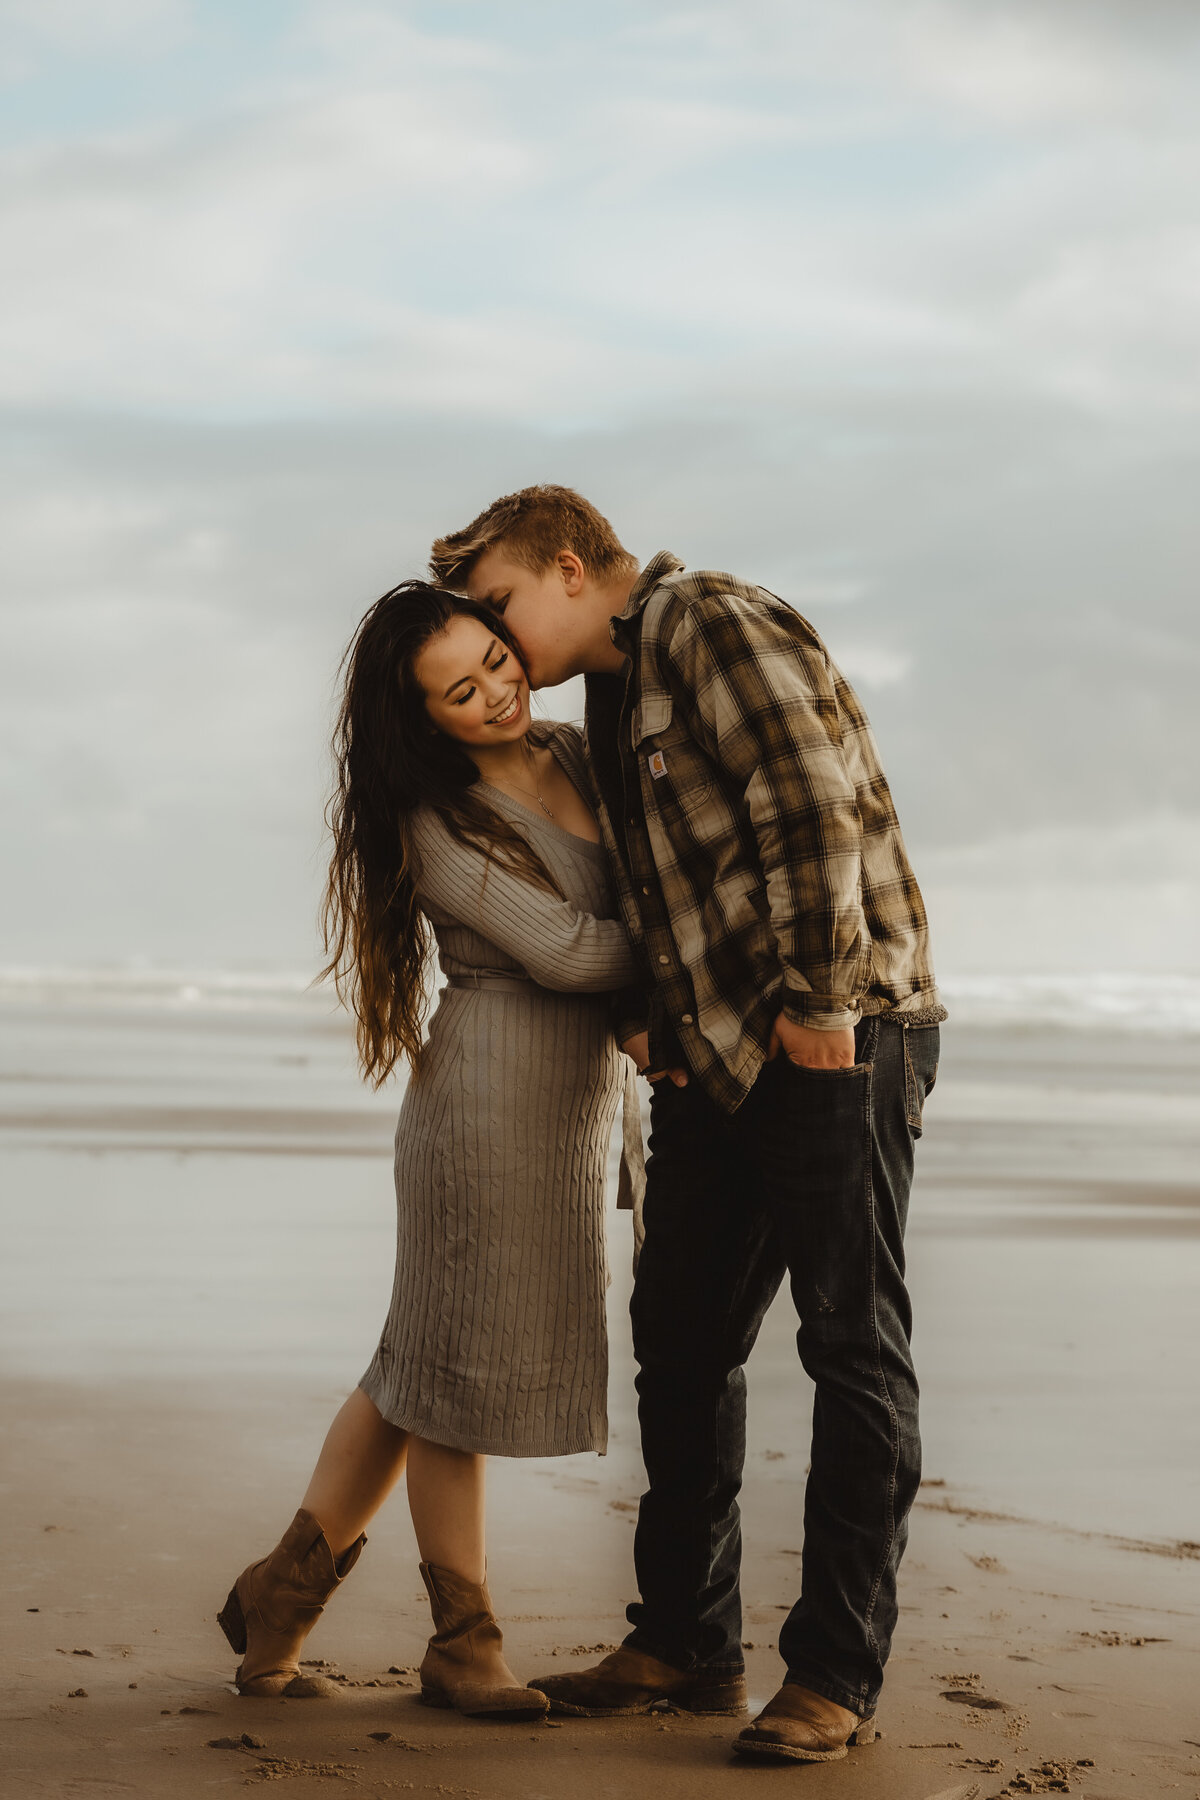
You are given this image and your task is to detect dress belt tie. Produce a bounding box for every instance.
[444,971,536,995]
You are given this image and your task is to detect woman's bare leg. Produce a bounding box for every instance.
[404,1437,487,1581]
[221,1389,401,1694]
[403,1437,530,1698]
[300,1395,490,1579]
[300,1402,525,1694]
[300,1387,409,1556]
[298,1398,493,1585]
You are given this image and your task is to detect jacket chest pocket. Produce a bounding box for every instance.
[631,691,716,816]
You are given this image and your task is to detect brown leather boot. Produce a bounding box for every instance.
[217,1509,365,1697]
[529,1644,748,1717]
[733,1681,877,1762]
[418,1563,550,1720]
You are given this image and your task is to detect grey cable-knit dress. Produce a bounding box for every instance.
[358,724,638,1458]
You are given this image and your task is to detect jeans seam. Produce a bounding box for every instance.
[859,1021,899,1709]
[694,1213,762,1673]
[704,1377,722,1673]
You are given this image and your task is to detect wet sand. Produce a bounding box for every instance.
[2,994,1198,1798]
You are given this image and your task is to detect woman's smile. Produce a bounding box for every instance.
[489,691,523,726]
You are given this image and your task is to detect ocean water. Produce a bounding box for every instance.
[5,963,1200,1032]
[1,966,1198,1543]
[939,970,1200,1035]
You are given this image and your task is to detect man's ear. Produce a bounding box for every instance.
[556,550,586,596]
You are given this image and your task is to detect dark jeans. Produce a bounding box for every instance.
[623,1015,939,1717]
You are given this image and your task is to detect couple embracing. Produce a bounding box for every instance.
[218,485,945,1766]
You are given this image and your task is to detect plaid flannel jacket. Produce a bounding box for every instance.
[584,551,946,1114]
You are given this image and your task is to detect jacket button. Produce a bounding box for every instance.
[681,1013,694,1025]
[642,885,651,895]
[658,954,669,965]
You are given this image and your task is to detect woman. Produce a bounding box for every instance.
[217,581,639,1720]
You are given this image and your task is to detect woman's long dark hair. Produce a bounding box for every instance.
[321,580,563,1086]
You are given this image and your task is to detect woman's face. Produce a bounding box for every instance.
[415,612,531,748]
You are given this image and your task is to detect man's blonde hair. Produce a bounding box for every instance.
[429,484,637,591]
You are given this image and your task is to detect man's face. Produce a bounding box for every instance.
[466,545,580,690]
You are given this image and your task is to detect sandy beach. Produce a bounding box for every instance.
[2,976,1198,1800]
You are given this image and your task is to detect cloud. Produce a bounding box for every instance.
[2,0,1199,432]
[2,3,1199,969]
[900,3,1138,125]
[0,5,1194,406]
[6,395,1196,969]
[0,75,543,411]
[645,0,1200,121]
[0,0,188,56]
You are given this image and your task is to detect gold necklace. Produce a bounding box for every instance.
[493,747,554,818]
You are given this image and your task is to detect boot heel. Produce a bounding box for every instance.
[849,1714,877,1746]
[217,1586,248,1655]
[419,1686,453,1709]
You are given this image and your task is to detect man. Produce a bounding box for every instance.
[429,486,945,1764]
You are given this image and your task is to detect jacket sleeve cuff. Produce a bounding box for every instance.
[781,983,861,1031]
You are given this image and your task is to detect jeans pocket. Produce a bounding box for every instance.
[781,1060,872,1078]
[774,1015,878,1083]
[901,1024,939,1136]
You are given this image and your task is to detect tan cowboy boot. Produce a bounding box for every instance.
[733,1681,877,1762]
[217,1509,365,1697]
[530,1644,747,1717]
[417,1563,549,1719]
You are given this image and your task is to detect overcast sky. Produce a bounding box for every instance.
[2,0,1198,975]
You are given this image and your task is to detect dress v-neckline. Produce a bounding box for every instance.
[480,733,604,856]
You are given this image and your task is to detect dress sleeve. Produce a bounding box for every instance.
[410,808,638,993]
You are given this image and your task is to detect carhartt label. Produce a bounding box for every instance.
[648,750,668,779]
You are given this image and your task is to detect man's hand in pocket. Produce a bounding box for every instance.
[767,1014,856,1069]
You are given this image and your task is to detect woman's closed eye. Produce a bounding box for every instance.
[451,648,508,705]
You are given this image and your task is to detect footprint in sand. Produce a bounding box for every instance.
[941,1688,1007,1710]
